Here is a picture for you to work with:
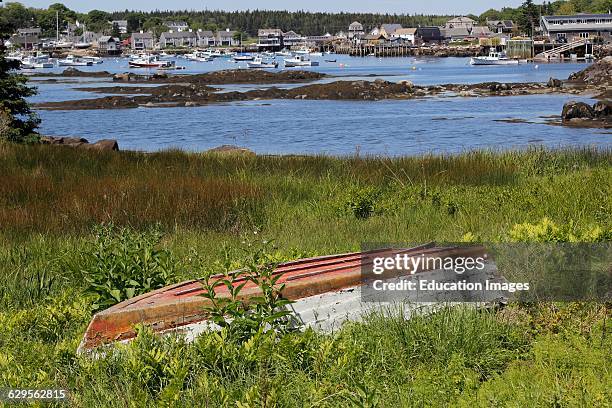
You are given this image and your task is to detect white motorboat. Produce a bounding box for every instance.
[129,55,175,68]
[284,55,319,67]
[55,40,73,48]
[234,53,255,61]
[82,56,103,64]
[58,55,93,66]
[185,51,213,62]
[74,42,92,49]
[310,51,323,57]
[470,50,519,66]
[247,57,278,69]
[21,56,54,69]
[275,49,292,57]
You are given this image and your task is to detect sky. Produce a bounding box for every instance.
[15,1,525,15]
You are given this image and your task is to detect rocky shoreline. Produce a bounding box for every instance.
[31,58,611,128]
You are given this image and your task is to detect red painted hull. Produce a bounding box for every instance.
[79,244,487,351]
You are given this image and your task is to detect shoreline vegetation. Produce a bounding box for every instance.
[0,143,610,406]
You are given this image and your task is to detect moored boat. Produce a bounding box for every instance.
[234,53,255,61]
[58,55,93,66]
[247,57,278,68]
[129,55,175,68]
[470,50,519,66]
[284,55,319,67]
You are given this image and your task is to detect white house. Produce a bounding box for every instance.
[163,21,189,32]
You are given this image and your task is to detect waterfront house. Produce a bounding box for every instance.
[97,35,121,55]
[379,23,403,38]
[471,26,493,38]
[160,30,197,48]
[9,34,39,49]
[216,29,239,46]
[131,32,155,50]
[282,30,304,47]
[441,27,470,41]
[257,28,283,49]
[487,19,514,34]
[445,16,476,29]
[540,13,612,43]
[393,28,418,44]
[111,20,128,34]
[417,26,443,44]
[348,21,364,39]
[363,33,386,45]
[196,30,215,47]
[306,33,337,46]
[17,27,42,36]
[14,28,41,49]
[163,21,189,32]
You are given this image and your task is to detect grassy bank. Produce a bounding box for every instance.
[0,144,610,406]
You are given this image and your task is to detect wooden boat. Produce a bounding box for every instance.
[129,55,175,68]
[79,244,496,352]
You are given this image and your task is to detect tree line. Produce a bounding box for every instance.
[1,0,610,38]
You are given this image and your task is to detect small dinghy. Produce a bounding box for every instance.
[78,244,504,352]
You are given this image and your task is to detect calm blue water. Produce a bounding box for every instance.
[30,56,610,155]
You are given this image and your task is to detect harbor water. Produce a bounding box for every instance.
[29,56,610,156]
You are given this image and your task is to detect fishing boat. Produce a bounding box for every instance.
[470,50,519,66]
[247,57,278,69]
[185,51,213,62]
[78,244,503,352]
[82,56,103,64]
[58,55,93,66]
[293,47,310,55]
[284,55,319,67]
[20,56,54,69]
[234,53,255,61]
[129,55,175,68]
[275,49,292,57]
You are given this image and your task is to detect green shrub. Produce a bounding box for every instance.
[81,224,177,311]
[345,186,381,219]
[509,217,610,242]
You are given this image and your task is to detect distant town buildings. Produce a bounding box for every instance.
[445,16,476,30]
[111,20,128,34]
[159,30,198,48]
[487,19,515,34]
[131,32,155,50]
[348,21,364,39]
[163,21,189,32]
[97,36,121,55]
[540,13,612,42]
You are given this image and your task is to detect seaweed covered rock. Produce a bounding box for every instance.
[562,101,594,121]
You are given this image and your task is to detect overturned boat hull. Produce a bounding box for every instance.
[79,244,500,352]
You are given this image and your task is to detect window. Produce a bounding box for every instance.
[579,32,589,38]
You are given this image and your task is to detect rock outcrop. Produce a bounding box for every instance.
[561,100,611,128]
[567,56,612,87]
[206,145,255,155]
[40,136,119,150]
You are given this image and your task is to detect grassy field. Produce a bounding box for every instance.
[0,143,610,407]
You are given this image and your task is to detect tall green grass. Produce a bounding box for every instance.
[0,144,610,406]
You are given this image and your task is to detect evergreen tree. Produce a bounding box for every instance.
[0,31,40,143]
